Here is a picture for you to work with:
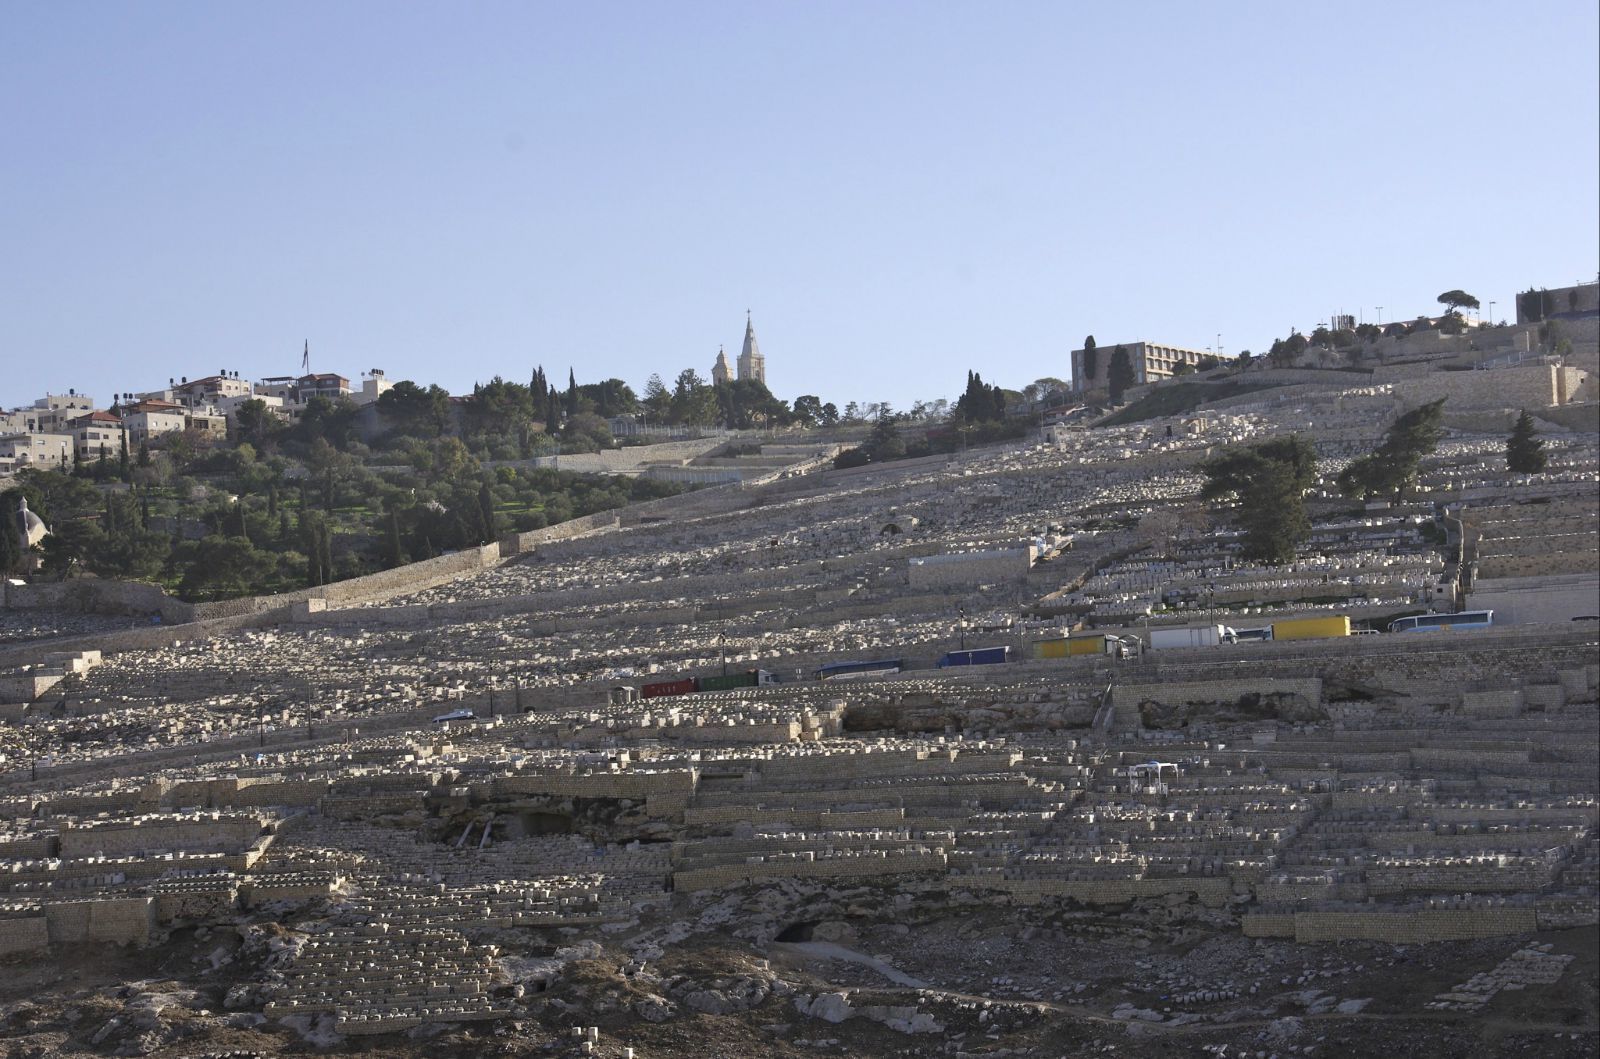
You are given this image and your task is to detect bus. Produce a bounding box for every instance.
[1387,610,1494,633]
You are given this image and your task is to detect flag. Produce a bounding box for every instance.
[302,341,310,374]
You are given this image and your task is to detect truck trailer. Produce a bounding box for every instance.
[1030,635,1131,659]
[1270,615,1351,640]
[1147,625,1237,649]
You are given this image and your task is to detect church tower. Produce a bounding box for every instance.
[736,311,766,386]
[711,346,732,386]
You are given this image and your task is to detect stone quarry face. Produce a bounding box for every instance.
[0,401,1595,1059]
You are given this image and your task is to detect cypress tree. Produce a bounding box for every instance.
[477,482,498,544]
[386,508,405,567]
[0,493,20,574]
[1506,409,1547,473]
[1108,346,1135,405]
[318,522,334,586]
[1081,335,1098,384]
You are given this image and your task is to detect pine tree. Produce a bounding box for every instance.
[1505,409,1547,473]
[1201,435,1318,564]
[1337,399,1447,501]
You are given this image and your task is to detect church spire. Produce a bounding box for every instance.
[737,312,766,386]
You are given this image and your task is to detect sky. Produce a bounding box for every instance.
[3,1,1597,412]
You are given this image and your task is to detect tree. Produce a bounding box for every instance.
[1108,346,1135,405]
[1201,435,1318,564]
[1268,331,1307,368]
[670,369,719,426]
[1437,289,1480,314]
[792,394,824,427]
[378,381,451,438]
[641,374,671,424]
[0,491,23,574]
[1336,398,1447,502]
[299,510,332,587]
[175,535,275,600]
[1081,336,1098,385]
[476,481,499,544]
[1505,409,1547,474]
[384,507,406,567]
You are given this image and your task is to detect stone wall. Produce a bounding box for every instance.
[499,512,621,556]
[1392,365,1585,411]
[0,916,48,955]
[1113,678,1323,711]
[43,897,153,945]
[908,548,1033,589]
[0,578,196,623]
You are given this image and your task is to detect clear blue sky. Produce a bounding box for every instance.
[3,1,1596,412]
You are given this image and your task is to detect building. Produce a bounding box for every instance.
[352,369,395,406]
[297,373,351,401]
[711,347,732,386]
[122,400,189,443]
[67,410,125,461]
[736,314,766,386]
[1069,341,1212,393]
[168,372,252,410]
[26,392,96,434]
[0,432,74,473]
[1516,280,1600,325]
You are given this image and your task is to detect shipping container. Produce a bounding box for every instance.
[640,677,697,699]
[1148,625,1235,649]
[938,646,1012,667]
[1270,615,1351,640]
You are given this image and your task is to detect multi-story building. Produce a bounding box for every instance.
[67,410,126,461]
[122,400,189,443]
[0,432,75,473]
[27,392,96,434]
[168,372,252,410]
[1069,340,1212,394]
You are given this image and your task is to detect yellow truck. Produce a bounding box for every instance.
[1031,634,1131,659]
[1269,615,1351,641]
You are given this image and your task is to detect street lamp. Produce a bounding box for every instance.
[1488,301,1496,327]
[958,606,967,651]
